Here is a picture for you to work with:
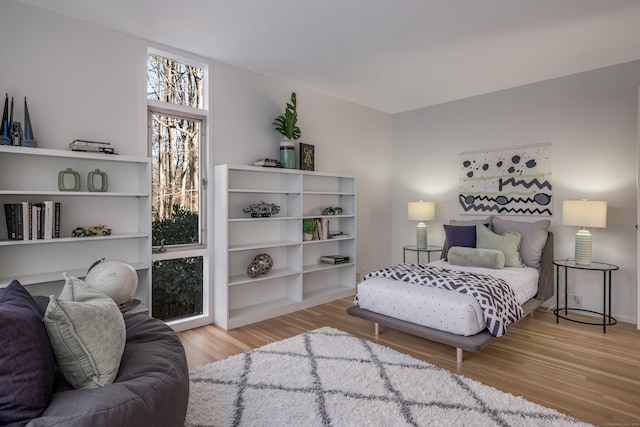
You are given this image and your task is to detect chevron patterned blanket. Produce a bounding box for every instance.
[363,264,524,337]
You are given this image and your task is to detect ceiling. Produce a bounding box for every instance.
[14,0,640,114]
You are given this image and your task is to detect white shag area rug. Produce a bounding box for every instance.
[186,327,592,427]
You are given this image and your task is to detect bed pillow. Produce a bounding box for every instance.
[442,225,477,260]
[491,217,550,269]
[449,216,493,227]
[447,246,505,269]
[476,223,524,267]
[0,280,56,426]
[44,273,126,389]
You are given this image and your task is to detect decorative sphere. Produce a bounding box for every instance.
[85,259,138,305]
[246,253,273,278]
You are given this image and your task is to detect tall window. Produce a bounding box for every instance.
[147,51,207,324]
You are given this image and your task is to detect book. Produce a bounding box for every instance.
[54,202,61,238]
[20,201,30,240]
[44,201,54,239]
[4,204,16,239]
[320,255,351,264]
[14,203,23,240]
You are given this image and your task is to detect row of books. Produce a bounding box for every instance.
[320,255,351,265]
[4,201,61,240]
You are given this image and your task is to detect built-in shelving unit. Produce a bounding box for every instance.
[0,145,151,313]
[214,164,356,329]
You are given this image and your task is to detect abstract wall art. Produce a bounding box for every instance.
[459,143,552,216]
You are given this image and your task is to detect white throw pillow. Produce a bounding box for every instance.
[476,224,524,268]
[44,273,125,389]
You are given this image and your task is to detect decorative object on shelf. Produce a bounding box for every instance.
[299,142,314,171]
[303,218,318,241]
[69,140,116,154]
[320,254,350,264]
[328,231,349,239]
[254,158,283,168]
[408,200,435,249]
[87,169,108,192]
[85,258,139,306]
[246,253,273,278]
[23,97,36,147]
[58,168,81,191]
[0,94,37,147]
[242,201,280,218]
[71,224,112,237]
[273,92,301,169]
[322,206,343,216]
[562,199,607,265]
[0,94,9,145]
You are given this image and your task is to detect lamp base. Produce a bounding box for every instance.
[416,223,428,250]
[575,228,592,265]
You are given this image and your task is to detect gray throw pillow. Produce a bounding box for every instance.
[476,224,524,268]
[44,273,126,389]
[447,246,505,269]
[491,217,550,269]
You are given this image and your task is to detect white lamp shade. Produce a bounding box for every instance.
[562,200,607,228]
[408,201,435,221]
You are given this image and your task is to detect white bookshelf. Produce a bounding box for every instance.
[0,146,151,313]
[214,164,356,329]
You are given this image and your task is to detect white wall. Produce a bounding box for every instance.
[1,0,393,299]
[392,61,640,323]
[212,62,392,277]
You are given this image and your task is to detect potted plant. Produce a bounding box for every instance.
[302,218,317,241]
[273,92,301,169]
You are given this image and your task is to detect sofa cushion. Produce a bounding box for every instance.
[476,223,524,267]
[44,274,126,389]
[0,280,56,426]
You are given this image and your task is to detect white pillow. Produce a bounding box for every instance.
[491,217,549,269]
[476,224,524,268]
[44,274,126,389]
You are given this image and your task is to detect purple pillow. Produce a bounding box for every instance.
[443,225,477,260]
[0,280,56,426]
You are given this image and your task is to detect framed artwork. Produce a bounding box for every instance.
[458,143,552,216]
[300,142,315,171]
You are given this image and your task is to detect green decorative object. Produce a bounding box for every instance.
[58,168,81,191]
[273,92,301,169]
[88,169,108,192]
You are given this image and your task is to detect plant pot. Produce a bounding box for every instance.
[303,233,313,241]
[279,139,295,169]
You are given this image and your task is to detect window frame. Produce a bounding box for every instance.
[146,48,210,331]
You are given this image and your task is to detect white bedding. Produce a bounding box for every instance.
[355,261,539,336]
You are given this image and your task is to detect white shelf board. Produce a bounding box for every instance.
[303,262,354,274]
[229,267,300,286]
[229,297,298,321]
[303,284,354,301]
[229,240,300,252]
[0,145,149,164]
[0,261,149,287]
[0,233,148,247]
[0,190,148,197]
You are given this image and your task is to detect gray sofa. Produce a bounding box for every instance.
[27,297,189,427]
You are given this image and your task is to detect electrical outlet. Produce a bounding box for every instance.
[574,295,584,308]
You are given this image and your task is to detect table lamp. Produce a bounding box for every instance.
[562,199,607,265]
[408,201,435,249]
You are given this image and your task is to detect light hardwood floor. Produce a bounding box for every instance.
[178,297,640,426]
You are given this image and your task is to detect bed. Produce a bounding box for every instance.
[347,218,553,362]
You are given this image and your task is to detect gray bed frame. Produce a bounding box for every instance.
[347,232,554,363]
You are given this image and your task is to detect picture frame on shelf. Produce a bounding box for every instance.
[300,142,314,171]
